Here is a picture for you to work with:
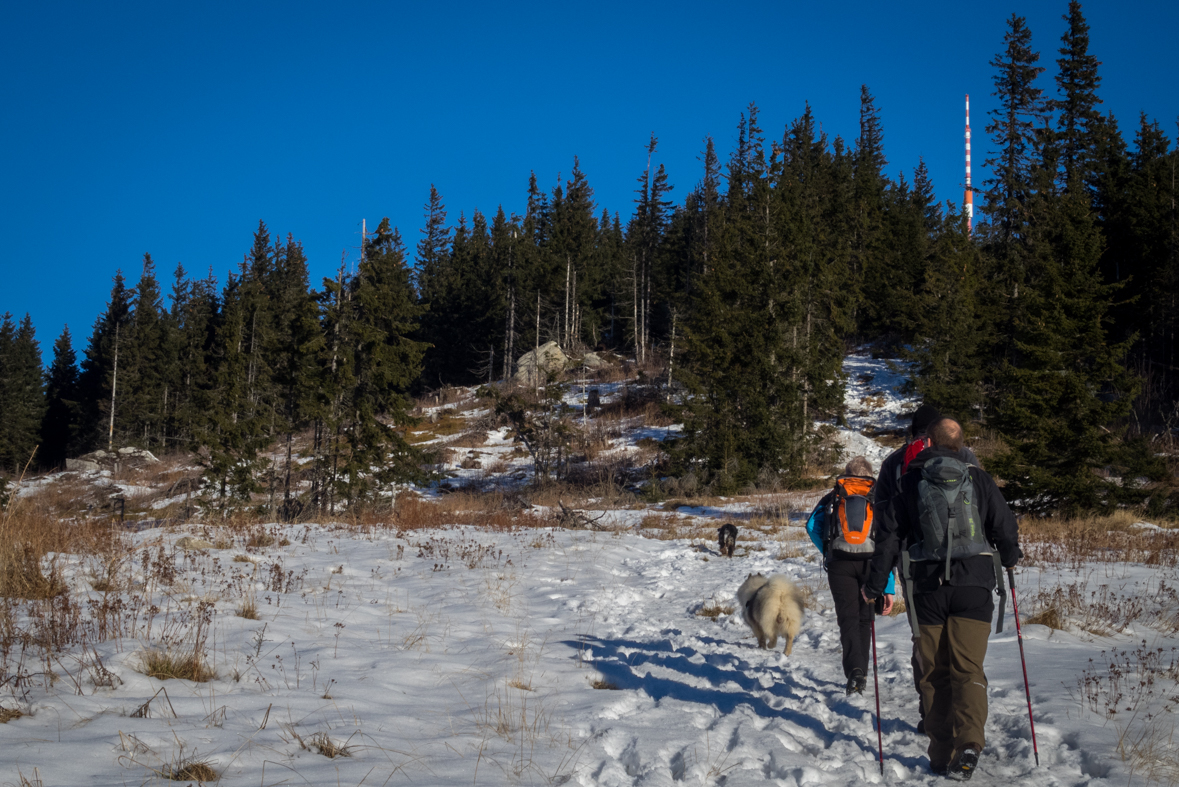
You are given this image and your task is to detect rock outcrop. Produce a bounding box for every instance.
[513,341,569,384]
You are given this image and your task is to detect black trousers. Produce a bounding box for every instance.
[827,558,874,679]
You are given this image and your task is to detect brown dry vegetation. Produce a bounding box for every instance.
[1019,510,1179,569]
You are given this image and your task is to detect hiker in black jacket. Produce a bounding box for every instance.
[876,404,981,731]
[863,418,1021,781]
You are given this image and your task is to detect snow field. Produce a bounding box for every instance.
[5,512,1166,787]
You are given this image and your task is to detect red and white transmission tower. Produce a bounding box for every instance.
[964,94,973,234]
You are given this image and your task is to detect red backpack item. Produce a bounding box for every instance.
[901,436,931,477]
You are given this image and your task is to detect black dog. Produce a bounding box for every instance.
[718,523,738,557]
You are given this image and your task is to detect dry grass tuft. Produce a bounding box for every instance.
[697,603,734,620]
[139,649,215,682]
[157,757,219,782]
[236,597,259,620]
[0,706,25,723]
[15,769,43,787]
[1024,605,1064,630]
[591,679,619,690]
[308,732,353,758]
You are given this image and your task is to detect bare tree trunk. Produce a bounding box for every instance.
[632,254,639,361]
[666,309,677,403]
[108,323,119,451]
[564,255,571,350]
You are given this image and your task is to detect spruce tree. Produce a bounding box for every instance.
[990,186,1139,513]
[312,262,358,514]
[414,185,453,387]
[40,325,80,468]
[0,314,45,473]
[123,253,168,448]
[677,106,809,490]
[77,273,132,451]
[904,204,991,421]
[340,219,428,503]
[1051,0,1104,193]
[269,236,322,515]
[983,14,1047,245]
[851,85,889,334]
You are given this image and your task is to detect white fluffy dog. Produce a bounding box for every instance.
[736,573,805,655]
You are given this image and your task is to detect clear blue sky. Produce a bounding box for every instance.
[2,0,1176,363]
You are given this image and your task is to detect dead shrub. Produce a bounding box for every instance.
[245,529,276,548]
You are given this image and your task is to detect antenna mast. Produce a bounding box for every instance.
[965,94,973,235]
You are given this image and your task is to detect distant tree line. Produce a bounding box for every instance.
[0,1,1174,514]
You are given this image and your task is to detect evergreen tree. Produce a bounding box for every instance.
[626,135,674,361]
[777,103,853,427]
[40,325,80,468]
[123,253,168,447]
[1051,0,1104,192]
[983,14,1047,245]
[269,236,322,515]
[415,186,454,387]
[851,85,889,334]
[194,225,282,507]
[550,158,598,350]
[904,204,991,421]
[170,267,218,449]
[676,106,808,490]
[312,261,357,514]
[0,314,45,473]
[338,218,428,503]
[990,187,1139,512]
[77,273,132,451]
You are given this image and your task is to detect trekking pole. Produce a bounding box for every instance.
[870,601,884,776]
[1007,567,1040,766]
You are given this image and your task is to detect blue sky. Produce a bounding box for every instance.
[2,0,1176,362]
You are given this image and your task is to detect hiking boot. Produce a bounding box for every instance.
[917,718,925,735]
[948,747,980,781]
[846,670,866,695]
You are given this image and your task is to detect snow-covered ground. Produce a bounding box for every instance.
[3,354,1177,786]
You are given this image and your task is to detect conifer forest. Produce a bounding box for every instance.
[1,5,1176,517]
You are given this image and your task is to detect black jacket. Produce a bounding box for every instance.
[874,440,980,508]
[865,446,1021,597]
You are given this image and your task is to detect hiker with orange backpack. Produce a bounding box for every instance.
[805,455,895,695]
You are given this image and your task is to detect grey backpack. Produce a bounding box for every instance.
[910,455,992,579]
[902,454,1007,632]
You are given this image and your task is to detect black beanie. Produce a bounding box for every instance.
[911,404,942,437]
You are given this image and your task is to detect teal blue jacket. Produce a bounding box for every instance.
[806,496,896,595]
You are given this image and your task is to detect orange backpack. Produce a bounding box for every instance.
[827,475,876,556]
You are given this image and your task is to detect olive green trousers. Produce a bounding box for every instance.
[916,616,990,768]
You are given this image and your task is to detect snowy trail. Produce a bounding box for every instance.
[557,534,1056,786]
